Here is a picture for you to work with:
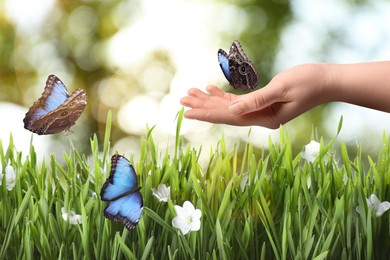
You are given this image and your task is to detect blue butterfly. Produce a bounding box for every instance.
[100,155,143,230]
[23,74,87,135]
[218,40,259,90]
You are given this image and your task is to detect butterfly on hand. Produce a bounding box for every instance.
[218,40,259,90]
[100,155,143,230]
[23,74,87,135]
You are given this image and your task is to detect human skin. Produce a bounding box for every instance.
[180,62,390,129]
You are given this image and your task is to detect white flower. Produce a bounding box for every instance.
[366,194,390,217]
[172,201,202,235]
[1,164,16,191]
[302,141,320,163]
[152,184,171,202]
[61,207,82,224]
[5,165,16,191]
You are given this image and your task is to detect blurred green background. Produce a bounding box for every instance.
[1,0,390,164]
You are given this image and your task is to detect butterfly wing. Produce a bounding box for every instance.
[228,59,259,90]
[24,75,69,122]
[104,192,143,230]
[228,40,259,90]
[229,40,249,63]
[23,75,87,135]
[218,49,232,84]
[101,155,143,230]
[101,155,139,200]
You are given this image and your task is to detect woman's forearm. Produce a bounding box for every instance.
[328,62,390,112]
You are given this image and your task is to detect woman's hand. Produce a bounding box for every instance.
[181,61,390,128]
[180,63,332,129]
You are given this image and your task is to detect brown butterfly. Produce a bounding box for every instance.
[23,75,87,135]
[218,40,259,90]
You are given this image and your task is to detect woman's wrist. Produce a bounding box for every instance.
[276,63,336,106]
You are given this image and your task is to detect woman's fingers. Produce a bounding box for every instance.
[181,87,233,109]
[206,85,228,98]
[229,85,283,115]
[180,88,209,108]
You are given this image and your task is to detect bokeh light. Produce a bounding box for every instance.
[1,0,390,162]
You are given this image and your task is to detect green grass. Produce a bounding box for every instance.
[1,110,390,259]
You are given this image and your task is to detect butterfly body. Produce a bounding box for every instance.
[23,75,87,135]
[101,155,143,230]
[218,40,258,90]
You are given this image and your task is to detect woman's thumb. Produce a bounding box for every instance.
[229,88,274,115]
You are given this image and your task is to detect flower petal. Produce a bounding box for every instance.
[5,165,16,191]
[152,184,170,202]
[61,207,68,221]
[172,216,191,234]
[191,209,202,219]
[61,207,82,224]
[189,218,201,232]
[174,205,188,217]
[151,188,160,198]
[172,216,185,228]
[182,201,195,213]
[161,185,170,196]
[179,225,191,235]
[367,194,380,208]
[302,140,320,163]
[70,214,82,224]
[376,201,390,217]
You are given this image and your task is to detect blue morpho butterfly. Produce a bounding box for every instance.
[23,74,87,135]
[100,154,143,230]
[218,40,259,90]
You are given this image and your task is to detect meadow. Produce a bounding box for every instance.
[1,111,389,259]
